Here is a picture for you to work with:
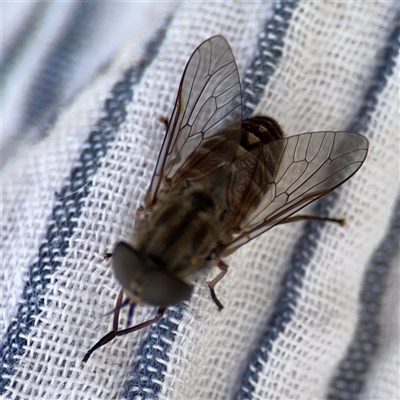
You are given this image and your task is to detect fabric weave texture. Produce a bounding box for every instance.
[1,2,399,399]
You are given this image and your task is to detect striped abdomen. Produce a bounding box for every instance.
[226,116,284,229]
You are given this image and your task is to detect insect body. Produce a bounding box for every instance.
[83,36,368,362]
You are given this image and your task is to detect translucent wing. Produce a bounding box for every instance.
[222,131,369,254]
[145,36,242,205]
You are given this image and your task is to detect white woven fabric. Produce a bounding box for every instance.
[1,2,399,399]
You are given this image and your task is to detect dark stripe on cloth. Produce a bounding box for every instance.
[237,10,400,400]
[22,3,101,132]
[1,2,49,77]
[123,307,184,399]
[327,196,400,399]
[327,13,400,400]
[123,1,300,398]
[241,0,300,119]
[0,23,170,394]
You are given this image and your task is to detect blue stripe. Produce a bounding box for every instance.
[242,0,300,119]
[327,13,400,399]
[1,2,51,167]
[237,9,400,400]
[1,2,49,77]
[347,8,400,134]
[123,306,185,398]
[0,22,170,395]
[327,195,400,400]
[22,3,102,132]
[122,1,301,398]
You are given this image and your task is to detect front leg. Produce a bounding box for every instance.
[208,260,228,311]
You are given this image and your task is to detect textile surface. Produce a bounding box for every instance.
[1,2,399,399]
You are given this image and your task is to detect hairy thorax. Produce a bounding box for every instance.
[133,185,230,278]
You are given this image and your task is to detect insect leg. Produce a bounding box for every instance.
[278,215,345,226]
[159,116,169,129]
[82,289,124,363]
[115,307,165,338]
[82,295,165,362]
[208,260,228,311]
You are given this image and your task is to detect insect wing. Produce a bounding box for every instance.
[223,131,369,253]
[146,35,242,204]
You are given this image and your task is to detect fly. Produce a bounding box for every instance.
[82,36,368,362]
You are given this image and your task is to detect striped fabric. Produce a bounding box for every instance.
[1,2,399,399]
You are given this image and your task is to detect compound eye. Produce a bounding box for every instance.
[112,241,145,299]
[141,271,192,307]
[112,241,192,307]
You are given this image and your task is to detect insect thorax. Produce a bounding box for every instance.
[134,187,228,278]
